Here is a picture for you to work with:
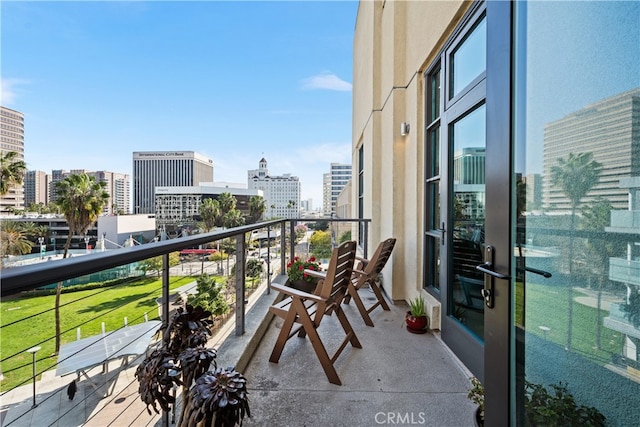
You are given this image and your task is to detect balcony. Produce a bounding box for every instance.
[609,257,640,287]
[0,219,476,427]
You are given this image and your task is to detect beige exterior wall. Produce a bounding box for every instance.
[352,0,471,329]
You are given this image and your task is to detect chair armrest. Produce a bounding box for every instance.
[304,269,326,279]
[351,268,367,277]
[271,281,324,302]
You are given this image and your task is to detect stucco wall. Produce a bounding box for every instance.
[352,0,471,330]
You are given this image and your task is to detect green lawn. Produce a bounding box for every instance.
[0,275,196,392]
[523,281,623,365]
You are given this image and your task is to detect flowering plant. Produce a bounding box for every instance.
[286,256,322,283]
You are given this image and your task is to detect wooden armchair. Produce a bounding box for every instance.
[268,240,359,385]
[344,237,396,326]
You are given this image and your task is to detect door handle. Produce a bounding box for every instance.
[475,245,510,308]
[439,222,445,246]
[476,262,510,280]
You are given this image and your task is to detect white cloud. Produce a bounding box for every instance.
[0,78,30,105]
[301,72,352,92]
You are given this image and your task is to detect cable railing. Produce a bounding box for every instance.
[0,217,371,426]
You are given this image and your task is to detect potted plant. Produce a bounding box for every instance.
[286,256,322,293]
[467,377,485,426]
[136,305,251,426]
[406,295,429,333]
[467,377,605,427]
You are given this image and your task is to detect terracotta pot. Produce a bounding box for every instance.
[287,279,318,294]
[405,311,429,334]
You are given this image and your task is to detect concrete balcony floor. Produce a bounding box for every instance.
[240,286,477,427]
[1,285,477,427]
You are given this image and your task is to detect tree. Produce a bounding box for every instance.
[0,221,33,261]
[0,151,26,196]
[187,275,229,318]
[247,195,266,224]
[580,197,620,349]
[199,198,220,232]
[550,152,602,350]
[223,209,245,229]
[309,230,332,259]
[53,173,110,353]
[246,258,263,287]
[137,253,180,276]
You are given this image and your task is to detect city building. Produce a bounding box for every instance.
[23,170,48,206]
[133,151,214,214]
[247,158,300,219]
[44,169,130,215]
[0,106,25,212]
[97,214,157,249]
[542,88,640,213]
[323,163,352,217]
[352,1,639,424]
[92,170,130,215]
[154,184,263,233]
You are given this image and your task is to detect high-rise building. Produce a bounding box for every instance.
[92,171,131,215]
[543,87,640,212]
[247,158,300,219]
[0,106,25,212]
[48,169,67,205]
[133,151,214,214]
[323,163,352,217]
[24,170,48,206]
[46,169,130,215]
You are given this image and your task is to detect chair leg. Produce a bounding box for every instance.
[335,306,362,349]
[369,281,391,311]
[347,283,375,327]
[292,299,342,385]
[269,305,298,363]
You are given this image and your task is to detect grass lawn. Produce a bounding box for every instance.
[523,281,623,365]
[0,275,197,392]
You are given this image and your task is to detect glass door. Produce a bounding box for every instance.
[512,1,640,425]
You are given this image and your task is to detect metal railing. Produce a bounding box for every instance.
[0,217,370,426]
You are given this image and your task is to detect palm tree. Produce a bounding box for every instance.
[199,198,220,232]
[0,221,33,266]
[247,195,266,224]
[222,209,245,229]
[53,173,109,353]
[0,151,27,196]
[550,152,602,350]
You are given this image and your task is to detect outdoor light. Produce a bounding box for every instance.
[26,346,41,407]
[400,122,410,136]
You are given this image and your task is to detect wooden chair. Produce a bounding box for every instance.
[268,240,359,385]
[344,237,396,326]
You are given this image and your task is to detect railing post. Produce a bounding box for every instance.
[266,226,271,294]
[235,234,246,336]
[289,220,296,265]
[363,221,369,259]
[280,221,287,275]
[161,253,170,427]
[162,254,170,325]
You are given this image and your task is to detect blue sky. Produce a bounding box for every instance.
[1,0,358,207]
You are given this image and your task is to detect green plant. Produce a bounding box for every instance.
[136,304,251,426]
[467,377,606,426]
[408,295,426,317]
[286,256,322,283]
[467,377,484,421]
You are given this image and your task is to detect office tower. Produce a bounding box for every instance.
[24,170,48,206]
[543,88,640,212]
[247,158,300,219]
[0,106,25,212]
[133,151,214,214]
[323,163,352,217]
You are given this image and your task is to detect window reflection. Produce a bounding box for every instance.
[515,1,640,425]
